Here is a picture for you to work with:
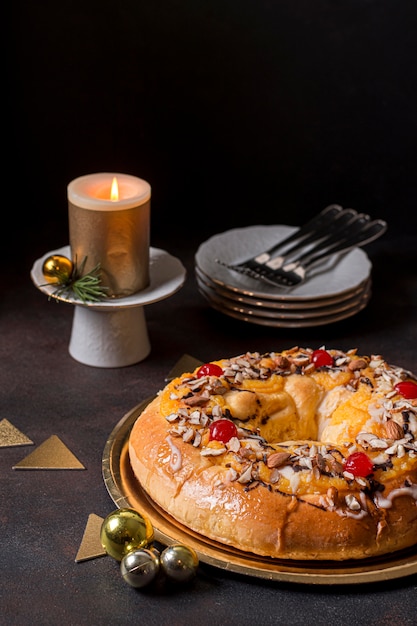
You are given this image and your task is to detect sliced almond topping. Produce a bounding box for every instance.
[385,419,404,440]
[183,395,210,407]
[267,451,291,468]
[274,355,290,369]
[348,358,368,371]
[327,485,339,506]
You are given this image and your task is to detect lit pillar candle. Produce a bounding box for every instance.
[68,173,151,298]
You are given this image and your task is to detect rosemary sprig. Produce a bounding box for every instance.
[50,257,108,303]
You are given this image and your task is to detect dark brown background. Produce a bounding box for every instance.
[5,0,417,267]
[2,3,417,624]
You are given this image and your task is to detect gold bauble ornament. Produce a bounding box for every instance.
[41,255,107,303]
[100,508,154,562]
[42,255,74,285]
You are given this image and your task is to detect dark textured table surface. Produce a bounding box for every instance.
[1,231,417,626]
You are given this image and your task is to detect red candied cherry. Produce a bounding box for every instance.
[344,452,374,477]
[196,363,223,378]
[394,380,417,399]
[209,419,238,443]
[311,349,334,368]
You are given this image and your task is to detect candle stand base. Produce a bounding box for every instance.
[69,305,151,368]
[31,246,186,368]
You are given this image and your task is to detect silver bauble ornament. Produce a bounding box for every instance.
[160,544,199,583]
[120,548,160,588]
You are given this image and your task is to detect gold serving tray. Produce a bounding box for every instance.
[102,400,417,585]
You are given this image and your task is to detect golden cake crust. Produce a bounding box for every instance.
[128,347,417,560]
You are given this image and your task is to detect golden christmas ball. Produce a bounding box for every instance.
[42,255,73,284]
[100,508,154,562]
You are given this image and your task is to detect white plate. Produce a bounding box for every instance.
[196,275,372,321]
[199,291,371,328]
[195,225,372,301]
[195,265,371,310]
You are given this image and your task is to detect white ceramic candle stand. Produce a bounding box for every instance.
[31,246,186,368]
[68,305,151,367]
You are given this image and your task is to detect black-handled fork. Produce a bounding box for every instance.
[216,206,387,288]
[269,218,387,287]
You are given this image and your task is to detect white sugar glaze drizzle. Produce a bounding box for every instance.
[166,435,182,471]
[374,483,417,509]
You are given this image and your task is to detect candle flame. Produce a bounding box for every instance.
[110,177,119,201]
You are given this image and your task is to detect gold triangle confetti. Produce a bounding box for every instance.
[0,419,34,448]
[12,435,85,470]
[75,513,106,562]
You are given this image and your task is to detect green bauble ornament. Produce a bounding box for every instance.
[160,544,199,583]
[100,508,154,562]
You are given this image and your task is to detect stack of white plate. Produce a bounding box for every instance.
[195,225,372,328]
